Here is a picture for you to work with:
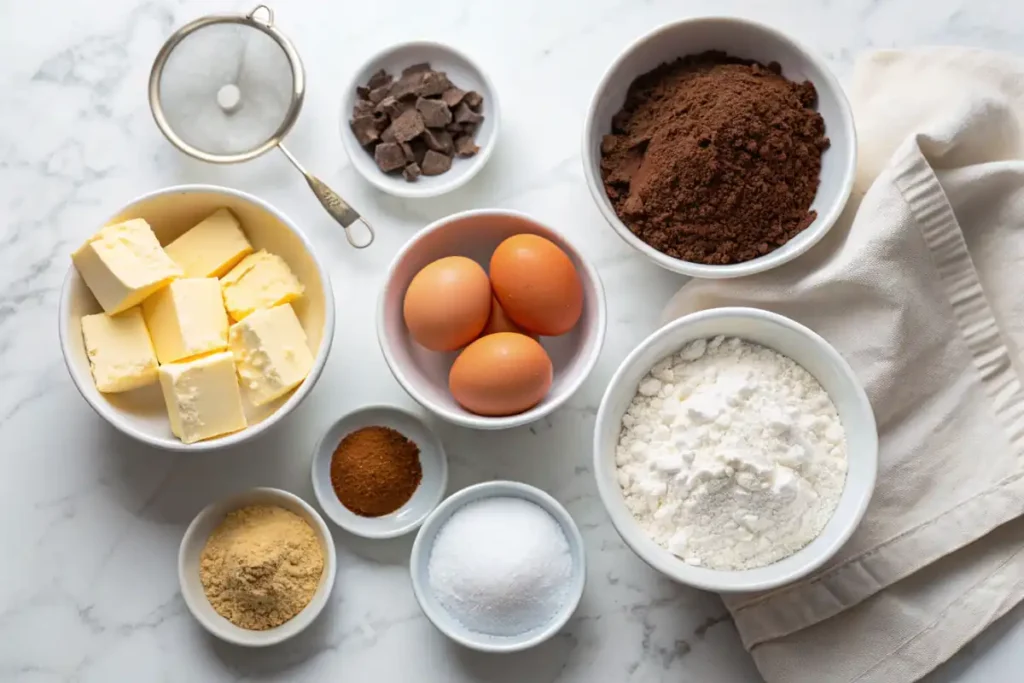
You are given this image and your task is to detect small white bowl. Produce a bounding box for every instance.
[311,405,449,539]
[582,17,856,279]
[340,41,499,199]
[377,209,607,430]
[409,481,586,653]
[593,308,877,592]
[178,487,337,647]
[58,184,336,452]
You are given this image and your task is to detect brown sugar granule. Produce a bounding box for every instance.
[330,426,422,517]
[600,51,830,265]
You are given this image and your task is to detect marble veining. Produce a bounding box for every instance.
[2,0,1024,681]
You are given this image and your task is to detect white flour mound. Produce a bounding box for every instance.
[615,336,848,570]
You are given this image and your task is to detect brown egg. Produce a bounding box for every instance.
[449,333,553,416]
[489,234,584,336]
[403,256,491,351]
[480,295,533,337]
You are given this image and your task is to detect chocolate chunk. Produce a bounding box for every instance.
[454,135,480,157]
[422,128,454,155]
[463,91,483,109]
[356,85,371,100]
[460,121,479,136]
[391,109,425,143]
[351,115,381,146]
[441,87,467,108]
[445,122,463,133]
[352,99,374,117]
[421,150,452,176]
[403,163,422,181]
[409,139,428,164]
[454,101,484,125]
[369,85,391,104]
[402,62,432,76]
[390,72,426,100]
[375,96,404,120]
[380,123,397,143]
[367,69,392,90]
[416,71,451,97]
[416,97,453,128]
[400,142,415,162]
[374,142,407,172]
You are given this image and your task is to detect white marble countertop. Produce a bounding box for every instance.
[3,0,1023,681]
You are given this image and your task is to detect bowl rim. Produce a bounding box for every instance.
[580,15,857,279]
[593,307,878,592]
[376,208,608,430]
[338,40,501,199]
[177,486,338,647]
[409,480,587,652]
[309,403,450,539]
[57,183,337,453]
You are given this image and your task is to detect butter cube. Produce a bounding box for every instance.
[80,307,159,393]
[72,218,183,315]
[164,208,253,278]
[220,250,304,321]
[229,304,314,406]
[158,351,247,444]
[142,278,229,364]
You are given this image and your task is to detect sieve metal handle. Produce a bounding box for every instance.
[278,144,374,249]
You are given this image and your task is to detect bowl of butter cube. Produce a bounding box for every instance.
[58,184,336,451]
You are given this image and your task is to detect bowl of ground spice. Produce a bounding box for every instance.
[311,405,449,539]
[582,17,856,278]
[178,487,337,646]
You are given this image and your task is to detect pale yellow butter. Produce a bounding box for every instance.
[164,208,253,278]
[142,278,229,364]
[229,304,314,406]
[80,307,159,393]
[71,218,182,315]
[220,250,304,322]
[158,351,247,444]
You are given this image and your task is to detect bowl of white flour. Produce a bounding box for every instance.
[593,307,876,592]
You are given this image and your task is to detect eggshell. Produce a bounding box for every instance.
[489,234,583,336]
[481,295,533,337]
[449,333,553,416]
[403,256,491,351]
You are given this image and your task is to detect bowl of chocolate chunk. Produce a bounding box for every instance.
[341,42,498,198]
[582,17,856,278]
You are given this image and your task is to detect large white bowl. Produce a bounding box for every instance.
[59,184,335,452]
[178,487,337,647]
[377,209,606,430]
[582,17,856,279]
[340,41,499,199]
[409,481,586,653]
[593,308,877,592]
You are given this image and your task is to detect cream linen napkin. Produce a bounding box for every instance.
[662,49,1024,683]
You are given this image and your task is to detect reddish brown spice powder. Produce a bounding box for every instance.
[330,426,422,517]
[600,51,830,265]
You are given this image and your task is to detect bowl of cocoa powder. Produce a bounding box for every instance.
[582,17,856,278]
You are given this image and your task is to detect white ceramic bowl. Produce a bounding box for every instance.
[311,405,449,539]
[409,481,586,652]
[58,184,335,452]
[178,487,337,647]
[377,209,607,430]
[594,307,877,592]
[582,17,856,279]
[340,41,499,199]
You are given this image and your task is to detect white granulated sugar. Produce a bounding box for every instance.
[427,497,572,636]
[616,336,848,570]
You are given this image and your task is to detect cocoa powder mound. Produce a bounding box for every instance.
[599,51,829,265]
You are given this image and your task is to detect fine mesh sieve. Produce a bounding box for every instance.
[149,5,373,248]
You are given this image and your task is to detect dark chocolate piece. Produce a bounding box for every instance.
[375,96,404,120]
[351,115,381,146]
[422,128,454,155]
[400,142,415,162]
[380,123,397,144]
[445,122,463,133]
[463,91,483,109]
[368,85,391,104]
[402,163,422,181]
[352,99,374,117]
[402,63,432,76]
[441,87,467,108]
[454,135,480,157]
[367,69,391,90]
[421,150,453,176]
[454,101,484,125]
[390,109,426,143]
[409,139,428,165]
[416,71,451,97]
[374,142,407,172]
[416,97,453,128]
[356,85,371,100]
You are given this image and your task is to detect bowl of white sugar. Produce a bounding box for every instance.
[594,307,877,592]
[409,481,586,652]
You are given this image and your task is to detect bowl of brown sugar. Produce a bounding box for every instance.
[582,17,856,278]
[311,405,449,539]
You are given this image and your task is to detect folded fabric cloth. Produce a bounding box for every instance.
[662,48,1024,683]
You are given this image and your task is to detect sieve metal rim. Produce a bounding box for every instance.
[148,5,306,164]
